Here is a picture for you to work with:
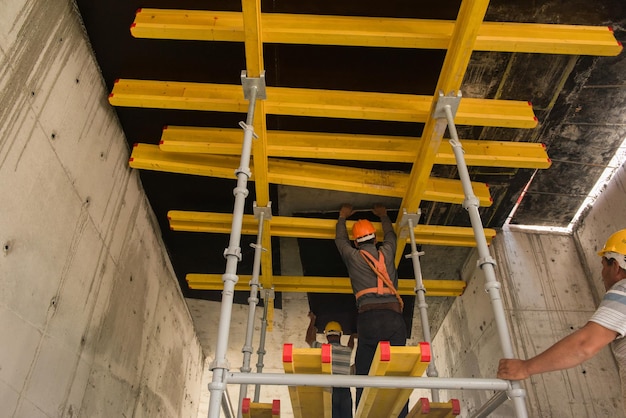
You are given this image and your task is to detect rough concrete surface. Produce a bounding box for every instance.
[0,0,204,417]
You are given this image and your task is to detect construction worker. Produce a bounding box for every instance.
[306,312,355,418]
[498,229,626,410]
[335,203,408,417]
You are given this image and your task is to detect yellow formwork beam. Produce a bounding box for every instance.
[187,274,466,297]
[130,9,622,56]
[130,144,493,206]
[166,210,496,247]
[240,0,274,325]
[159,126,552,169]
[395,0,491,264]
[109,79,538,129]
[128,143,494,204]
[356,342,431,418]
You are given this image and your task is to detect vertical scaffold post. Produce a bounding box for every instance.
[254,290,271,402]
[207,71,266,418]
[401,210,440,402]
[435,91,528,418]
[237,202,272,418]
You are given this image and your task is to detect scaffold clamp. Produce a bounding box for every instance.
[241,70,267,100]
[223,246,242,261]
[477,255,497,269]
[434,90,462,119]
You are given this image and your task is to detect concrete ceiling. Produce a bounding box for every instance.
[75,0,625,336]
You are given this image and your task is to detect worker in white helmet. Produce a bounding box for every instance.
[498,229,626,410]
[306,312,355,418]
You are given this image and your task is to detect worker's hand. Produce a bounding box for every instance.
[372,203,387,218]
[308,312,316,321]
[339,204,354,219]
[497,358,530,380]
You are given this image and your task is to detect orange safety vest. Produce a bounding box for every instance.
[356,250,404,311]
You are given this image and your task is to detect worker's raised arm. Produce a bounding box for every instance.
[498,321,618,380]
[305,312,317,347]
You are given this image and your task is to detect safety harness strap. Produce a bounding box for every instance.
[357,250,404,311]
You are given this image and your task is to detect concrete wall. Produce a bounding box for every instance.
[428,161,626,417]
[0,1,204,417]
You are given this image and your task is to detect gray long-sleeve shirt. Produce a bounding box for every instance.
[335,216,399,308]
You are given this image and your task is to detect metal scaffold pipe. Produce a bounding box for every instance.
[207,74,260,418]
[236,205,268,418]
[254,296,270,402]
[404,212,440,402]
[441,98,528,418]
[227,372,510,391]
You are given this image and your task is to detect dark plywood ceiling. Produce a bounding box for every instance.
[75,0,625,334]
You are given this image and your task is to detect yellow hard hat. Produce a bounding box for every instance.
[324,321,342,337]
[598,229,626,270]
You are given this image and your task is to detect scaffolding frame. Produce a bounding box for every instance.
[107,2,622,417]
[204,75,528,417]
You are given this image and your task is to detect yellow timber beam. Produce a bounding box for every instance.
[109,79,538,129]
[395,0,491,264]
[167,211,496,247]
[159,126,552,169]
[130,144,493,206]
[187,274,466,297]
[241,0,275,327]
[130,9,622,56]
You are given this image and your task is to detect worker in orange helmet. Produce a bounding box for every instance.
[335,203,408,418]
[306,312,355,418]
[498,229,626,411]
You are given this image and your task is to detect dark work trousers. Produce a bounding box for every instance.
[332,387,353,418]
[355,309,408,418]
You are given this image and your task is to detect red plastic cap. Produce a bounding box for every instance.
[282,343,293,363]
[241,398,251,413]
[451,399,461,415]
[321,343,332,363]
[419,342,431,362]
[129,157,134,162]
[379,341,391,361]
[272,399,280,415]
[159,140,164,145]
[420,398,430,413]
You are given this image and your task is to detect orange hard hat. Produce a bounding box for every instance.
[352,219,376,243]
